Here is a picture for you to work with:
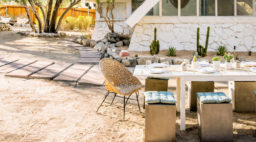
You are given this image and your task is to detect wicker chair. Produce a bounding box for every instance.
[96,58,142,119]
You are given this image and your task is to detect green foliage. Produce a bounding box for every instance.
[167,47,176,57]
[217,46,227,56]
[63,16,76,30]
[149,27,160,56]
[212,57,221,61]
[197,27,210,57]
[61,16,93,31]
[224,53,233,62]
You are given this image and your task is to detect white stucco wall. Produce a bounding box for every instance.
[92,20,133,40]
[129,16,256,52]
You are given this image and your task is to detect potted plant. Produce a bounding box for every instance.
[212,57,221,70]
[224,53,233,69]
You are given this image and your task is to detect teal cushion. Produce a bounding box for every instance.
[197,92,232,104]
[144,91,176,104]
[254,90,256,95]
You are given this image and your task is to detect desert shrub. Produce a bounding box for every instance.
[217,46,227,56]
[63,16,77,30]
[61,16,93,31]
[167,47,176,57]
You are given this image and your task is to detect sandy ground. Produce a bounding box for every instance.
[0,31,255,142]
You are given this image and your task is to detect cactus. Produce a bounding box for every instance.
[150,27,160,56]
[196,27,210,57]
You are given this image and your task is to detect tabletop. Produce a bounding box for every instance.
[133,65,256,78]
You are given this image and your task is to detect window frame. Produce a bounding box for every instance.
[143,0,255,17]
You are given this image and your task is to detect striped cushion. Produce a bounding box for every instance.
[197,92,232,104]
[144,91,176,104]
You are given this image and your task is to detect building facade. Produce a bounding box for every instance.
[91,0,256,52]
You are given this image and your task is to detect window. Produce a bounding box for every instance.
[102,2,126,19]
[237,0,253,15]
[200,0,215,16]
[218,0,234,16]
[181,0,197,16]
[147,3,160,16]
[162,0,178,16]
[131,0,255,17]
[132,0,159,16]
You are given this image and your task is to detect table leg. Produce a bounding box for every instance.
[228,81,235,110]
[176,77,180,112]
[180,78,186,131]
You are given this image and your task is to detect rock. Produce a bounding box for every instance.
[123,40,130,46]
[119,34,130,40]
[119,50,130,57]
[115,41,123,47]
[159,57,173,65]
[90,40,97,48]
[109,37,116,43]
[110,44,116,48]
[137,56,159,65]
[111,47,120,53]
[102,38,108,44]
[172,58,184,65]
[60,32,66,37]
[122,59,131,67]
[128,57,137,67]
[82,39,87,46]
[94,42,105,51]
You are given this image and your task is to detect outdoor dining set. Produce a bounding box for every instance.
[97,58,256,142]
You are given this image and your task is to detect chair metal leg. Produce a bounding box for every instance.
[123,96,126,120]
[110,93,117,105]
[136,92,141,113]
[96,91,110,112]
[125,94,132,105]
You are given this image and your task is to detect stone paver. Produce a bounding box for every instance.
[6,61,54,78]
[0,59,18,67]
[54,64,92,82]
[78,58,100,64]
[30,63,73,79]
[0,60,36,73]
[79,65,104,85]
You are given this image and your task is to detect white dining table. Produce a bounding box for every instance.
[133,64,256,131]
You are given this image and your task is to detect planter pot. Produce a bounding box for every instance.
[225,62,233,70]
[212,61,220,71]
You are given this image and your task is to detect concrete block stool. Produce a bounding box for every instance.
[189,81,214,111]
[144,91,176,142]
[254,91,256,113]
[197,92,233,142]
[143,77,169,109]
[233,82,256,112]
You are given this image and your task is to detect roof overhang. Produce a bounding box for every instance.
[125,0,160,28]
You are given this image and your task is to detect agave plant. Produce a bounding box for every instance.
[167,47,176,57]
